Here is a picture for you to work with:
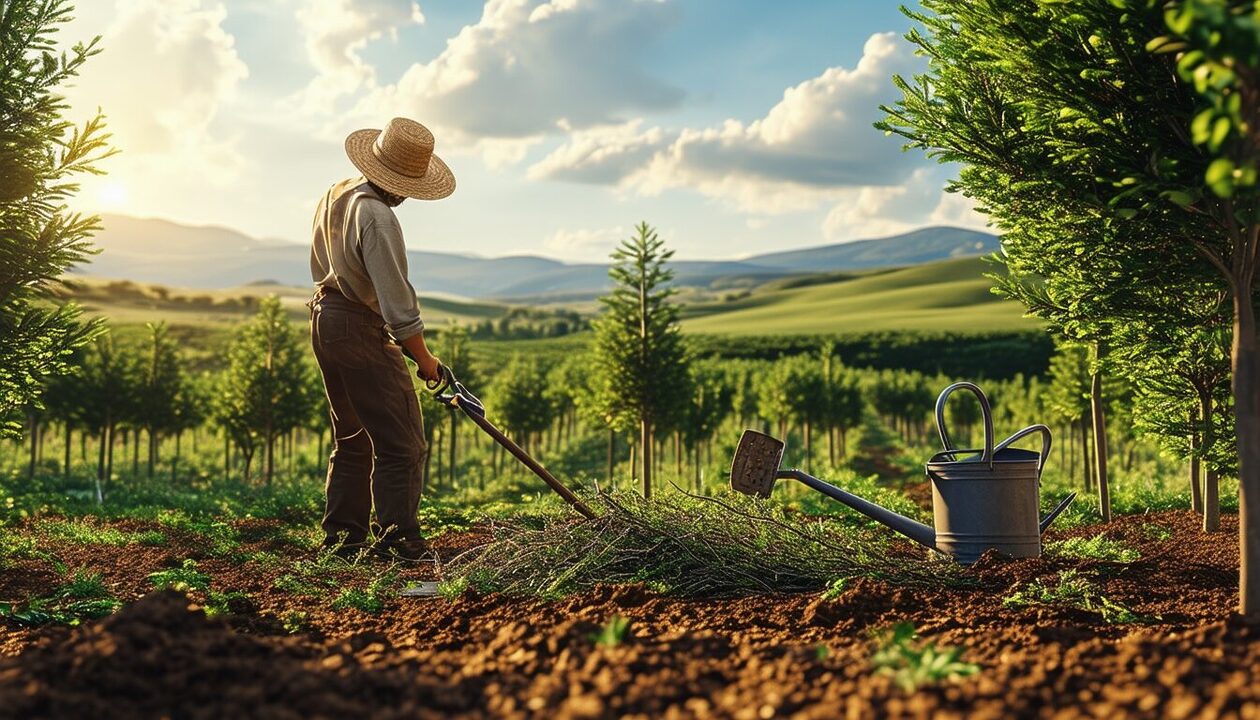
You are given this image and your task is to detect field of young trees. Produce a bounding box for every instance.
[3,0,1259,717]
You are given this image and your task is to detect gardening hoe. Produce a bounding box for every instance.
[424,364,596,520]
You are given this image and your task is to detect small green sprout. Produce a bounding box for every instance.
[870,622,979,692]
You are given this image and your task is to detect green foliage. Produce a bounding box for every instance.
[591,614,631,647]
[331,569,399,614]
[204,590,253,618]
[58,568,110,599]
[1004,570,1142,624]
[34,518,166,547]
[147,559,211,593]
[590,222,691,495]
[155,510,238,557]
[213,296,319,484]
[870,622,979,692]
[437,577,469,600]
[1,568,119,626]
[487,353,553,442]
[1044,534,1140,563]
[821,577,850,600]
[0,0,113,435]
[281,610,310,634]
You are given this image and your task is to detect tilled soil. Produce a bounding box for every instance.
[0,510,1256,719]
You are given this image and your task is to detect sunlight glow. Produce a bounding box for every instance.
[97,181,129,210]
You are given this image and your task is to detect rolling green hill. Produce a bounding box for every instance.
[681,256,1039,335]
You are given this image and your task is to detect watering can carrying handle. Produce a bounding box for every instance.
[993,424,1052,479]
[935,382,995,466]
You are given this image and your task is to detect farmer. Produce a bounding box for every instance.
[307,117,454,562]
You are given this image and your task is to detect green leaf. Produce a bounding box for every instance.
[1206,157,1236,197]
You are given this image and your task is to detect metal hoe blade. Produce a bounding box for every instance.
[729,430,785,498]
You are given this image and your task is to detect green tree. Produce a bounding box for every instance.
[488,354,552,456]
[0,0,112,435]
[214,297,316,484]
[137,323,185,479]
[683,360,733,491]
[76,332,141,502]
[590,222,690,498]
[877,0,1260,611]
[821,350,864,466]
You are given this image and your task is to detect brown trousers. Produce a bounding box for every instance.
[309,287,427,544]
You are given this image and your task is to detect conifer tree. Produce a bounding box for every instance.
[590,223,690,498]
[214,297,316,484]
[0,0,112,435]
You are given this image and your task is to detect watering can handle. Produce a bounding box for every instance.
[994,424,1052,479]
[935,382,995,465]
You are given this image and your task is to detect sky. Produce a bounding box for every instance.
[61,0,989,262]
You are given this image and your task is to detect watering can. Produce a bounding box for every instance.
[729,381,1075,563]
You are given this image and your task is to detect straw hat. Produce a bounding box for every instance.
[344,117,455,200]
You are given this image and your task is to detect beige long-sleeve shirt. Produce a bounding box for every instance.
[310,177,425,340]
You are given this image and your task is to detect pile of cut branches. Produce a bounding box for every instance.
[444,490,965,598]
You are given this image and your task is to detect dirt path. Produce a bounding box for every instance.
[0,511,1256,718]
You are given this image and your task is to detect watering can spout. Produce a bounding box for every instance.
[775,469,938,552]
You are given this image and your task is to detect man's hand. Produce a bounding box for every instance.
[399,333,442,383]
[415,352,442,384]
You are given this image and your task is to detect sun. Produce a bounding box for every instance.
[97,181,129,210]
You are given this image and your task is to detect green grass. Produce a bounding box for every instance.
[0,570,120,627]
[331,569,399,614]
[682,257,1039,335]
[33,518,167,547]
[148,559,211,592]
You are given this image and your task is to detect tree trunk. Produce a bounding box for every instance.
[1090,370,1111,523]
[105,422,116,486]
[1233,283,1260,615]
[674,430,682,480]
[606,429,615,485]
[828,425,836,468]
[804,421,812,474]
[172,431,181,484]
[1190,406,1204,513]
[641,419,653,498]
[131,429,140,477]
[223,430,230,483]
[95,426,107,504]
[630,439,638,490]
[265,421,275,486]
[63,423,72,481]
[693,442,701,493]
[1081,420,1093,491]
[1204,469,1220,533]
[27,413,37,480]
[449,410,457,489]
[147,428,158,480]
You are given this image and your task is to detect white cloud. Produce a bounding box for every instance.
[294,0,425,110]
[352,0,682,152]
[66,0,248,187]
[544,225,627,260]
[528,119,668,183]
[822,168,991,241]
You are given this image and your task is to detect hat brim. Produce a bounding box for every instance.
[344,128,456,201]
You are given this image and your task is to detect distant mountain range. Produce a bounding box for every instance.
[75,214,998,301]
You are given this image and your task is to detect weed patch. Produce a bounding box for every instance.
[331,569,399,614]
[1044,534,1140,563]
[1004,570,1143,624]
[33,518,166,547]
[148,559,211,593]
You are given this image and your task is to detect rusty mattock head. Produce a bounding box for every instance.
[730,430,785,498]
